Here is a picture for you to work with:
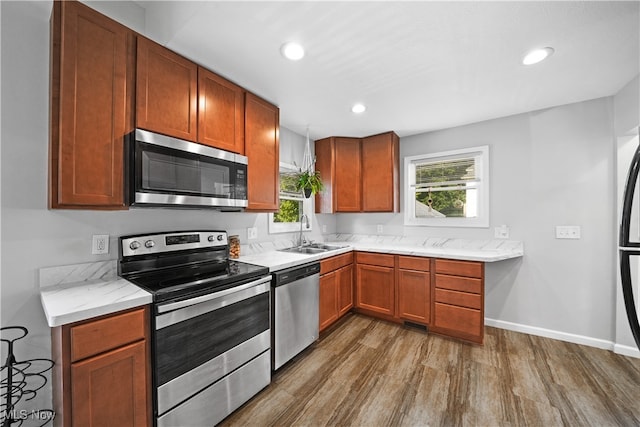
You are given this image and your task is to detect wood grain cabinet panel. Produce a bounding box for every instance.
[197,67,245,153]
[398,268,430,325]
[71,341,149,427]
[50,0,133,209]
[51,307,151,427]
[319,272,339,332]
[335,138,362,212]
[356,263,395,317]
[245,92,279,211]
[319,256,354,332]
[136,36,198,141]
[337,264,354,317]
[361,132,400,212]
[432,259,484,344]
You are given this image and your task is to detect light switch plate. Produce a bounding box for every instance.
[247,227,258,240]
[92,235,109,254]
[556,225,581,239]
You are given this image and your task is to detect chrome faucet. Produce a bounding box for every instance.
[298,214,310,247]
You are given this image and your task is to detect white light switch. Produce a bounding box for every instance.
[555,225,581,239]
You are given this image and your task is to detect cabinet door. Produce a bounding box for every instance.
[398,269,430,324]
[136,37,198,141]
[319,272,338,332]
[356,264,394,316]
[245,93,279,211]
[197,67,245,153]
[337,264,354,317]
[50,0,133,208]
[335,138,362,212]
[362,132,399,212]
[71,341,149,427]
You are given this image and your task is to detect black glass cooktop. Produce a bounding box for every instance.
[123,260,269,303]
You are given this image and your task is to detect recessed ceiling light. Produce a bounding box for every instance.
[352,103,366,114]
[280,42,305,61]
[522,47,555,65]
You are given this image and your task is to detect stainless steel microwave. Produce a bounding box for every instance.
[126,129,248,209]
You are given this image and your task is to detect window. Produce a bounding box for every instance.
[269,163,313,233]
[404,145,489,227]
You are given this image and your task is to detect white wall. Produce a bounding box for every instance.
[338,98,618,346]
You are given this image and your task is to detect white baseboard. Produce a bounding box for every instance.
[485,318,639,359]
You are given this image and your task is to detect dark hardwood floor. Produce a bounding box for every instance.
[222,313,640,426]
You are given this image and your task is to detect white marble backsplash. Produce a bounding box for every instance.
[39,260,117,289]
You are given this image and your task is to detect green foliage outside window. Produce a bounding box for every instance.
[273,199,300,223]
[415,159,473,218]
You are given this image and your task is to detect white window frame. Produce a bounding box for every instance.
[404,145,489,228]
[268,162,313,234]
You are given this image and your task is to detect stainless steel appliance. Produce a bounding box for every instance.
[118,230,271,426]
[619,141,640,350]
[272,262,320,370]
[127,129,248,209]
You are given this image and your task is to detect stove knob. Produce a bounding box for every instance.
[208,235,214,242]
[144,240,155,249]
[217,235,224,241]
[129,241,140,251]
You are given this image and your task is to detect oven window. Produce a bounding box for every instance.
[141,149,231,198]
[154,292,269,386]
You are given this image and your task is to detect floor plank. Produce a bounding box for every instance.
[221,314,640,427]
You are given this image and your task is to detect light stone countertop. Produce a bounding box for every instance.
[239,238,524,272]
[39,260,152,327]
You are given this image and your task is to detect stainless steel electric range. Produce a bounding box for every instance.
[118,230,271,427]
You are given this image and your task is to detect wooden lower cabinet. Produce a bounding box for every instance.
[319,253,353,332]
[355,253,395,318]
[432,259,485,344]
[51,307,151,427]
[397,256,431,325]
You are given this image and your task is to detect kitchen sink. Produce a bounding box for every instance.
[279,243,348,255]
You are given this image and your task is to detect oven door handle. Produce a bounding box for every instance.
[157,275,272,314]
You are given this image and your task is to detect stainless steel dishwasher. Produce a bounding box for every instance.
[272,261,320,370]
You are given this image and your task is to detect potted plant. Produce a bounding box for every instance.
[295,170,324,198]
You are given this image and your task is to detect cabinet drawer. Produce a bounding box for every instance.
[435,288,481,310]
[320,252,353,275]
[398,256,430,272]
[433,303,482,338]
[71,308,146,362]
[435,259,483,278]
[356,252,394,268]
[435,274,482,294]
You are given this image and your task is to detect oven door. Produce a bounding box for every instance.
[129,129,248,209]
[154,275,271,426]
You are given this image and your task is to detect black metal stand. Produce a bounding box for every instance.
[1,327,54,427]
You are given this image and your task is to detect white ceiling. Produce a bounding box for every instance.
[137,1,639,140]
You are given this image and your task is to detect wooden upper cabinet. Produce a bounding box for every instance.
[245,92,279,211]
[49,0,133,209]
[136,36,198,141]
[335,138,362,212]
[362,132,400,212]
[197,67,245,154]
[314,137,335,213]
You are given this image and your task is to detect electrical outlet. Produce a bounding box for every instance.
[555,225,581,239]
[494,225,510,239]
[92,235,109,254]
[377,224,384,234]
[247,227,258,240]
[322,224,327,233]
